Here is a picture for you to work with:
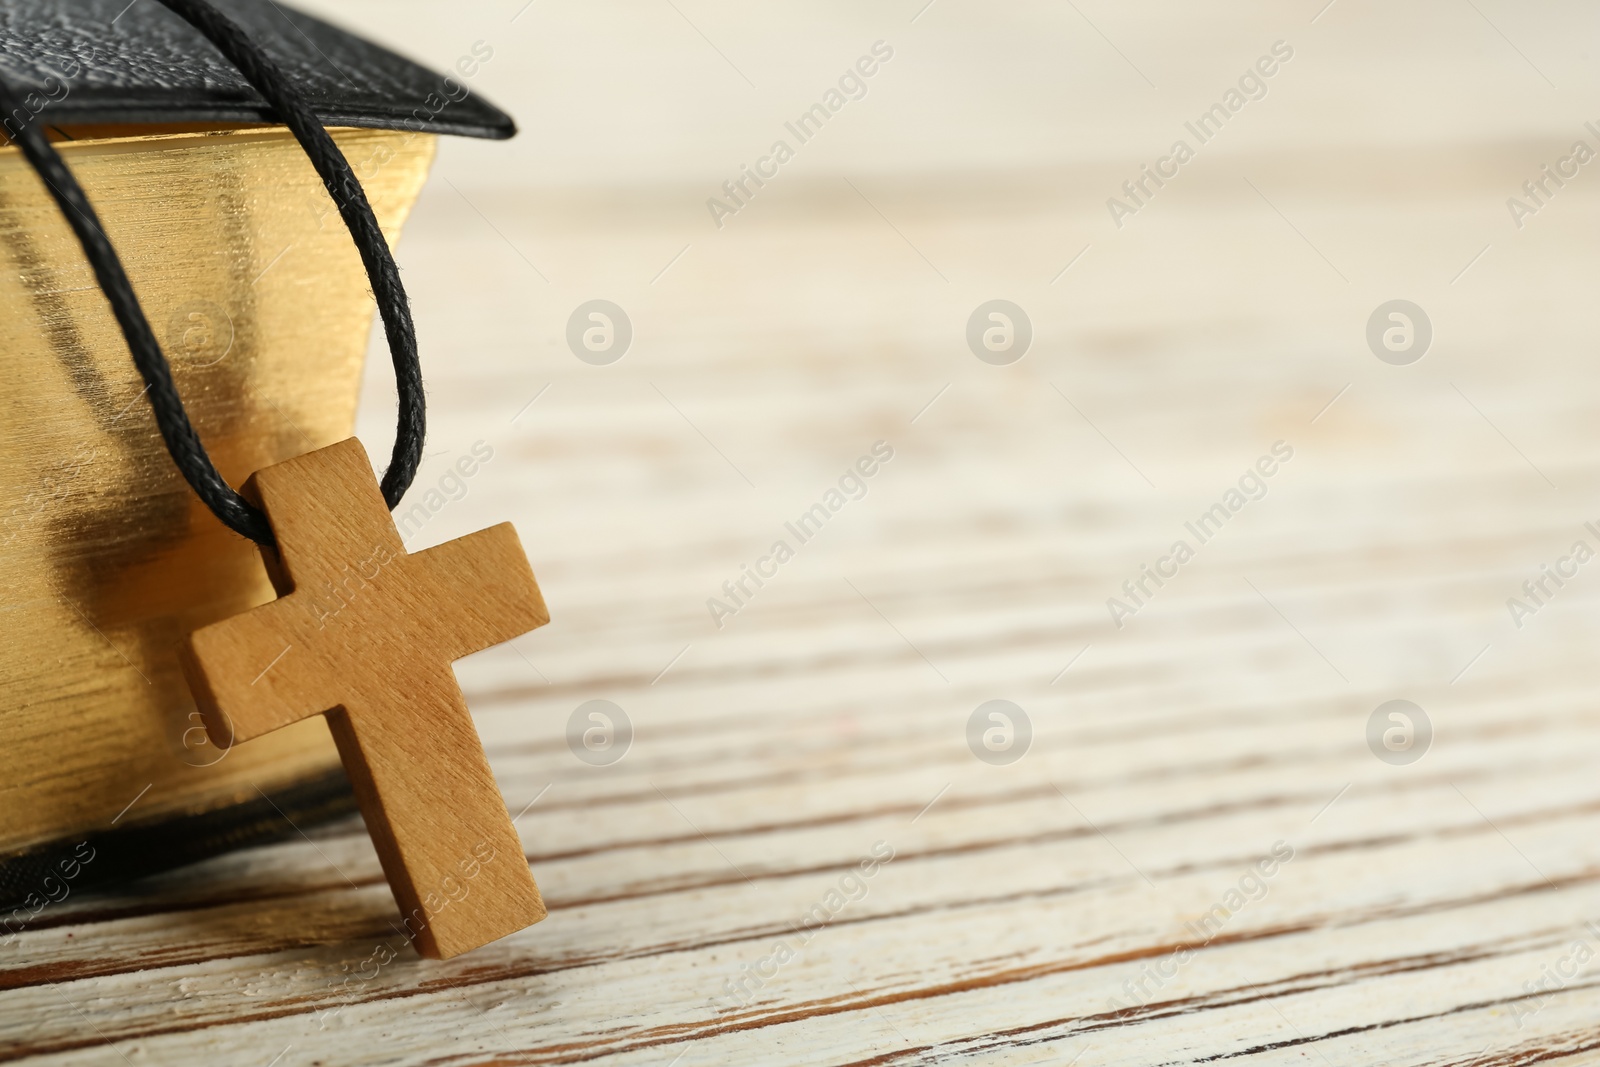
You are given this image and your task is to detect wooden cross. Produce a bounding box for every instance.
[179,438,549,959]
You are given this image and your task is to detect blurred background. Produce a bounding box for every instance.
[328,0,1600,724]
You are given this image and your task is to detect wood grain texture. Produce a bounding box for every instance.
[179,438,548,959]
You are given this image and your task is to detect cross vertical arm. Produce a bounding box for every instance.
[244,439,405,589]
[332,667,544,959]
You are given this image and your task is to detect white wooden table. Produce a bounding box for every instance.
[10,1,1600,1062]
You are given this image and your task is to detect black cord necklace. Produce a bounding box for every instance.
[0,0,425,547]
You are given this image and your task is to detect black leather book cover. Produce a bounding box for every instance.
[0,0,515,139]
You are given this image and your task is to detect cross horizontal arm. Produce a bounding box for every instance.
[408,522,548,660]
[180,593,331,745]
